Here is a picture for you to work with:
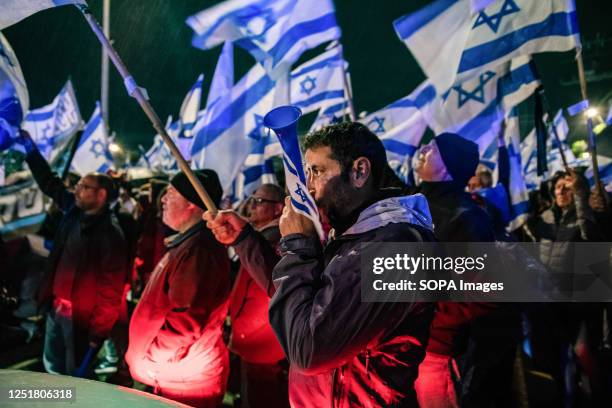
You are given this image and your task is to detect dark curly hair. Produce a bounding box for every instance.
[303,122,387,187]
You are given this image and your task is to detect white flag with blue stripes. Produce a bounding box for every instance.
[359,82,435,182]
[175,74,204,160]
[551,109,569,141]
[0,0,86,29]
[309,101,349,133]
[179,74,203,138]
[191,62,278,193]
[585,155,612,192]
[187,0,341,75]
[521,127,577,190]
[421,56,540,153]
[22,80,83,161]
[503,110,529,230]
[71,103,113,175]
[145,116,180,172]
[290,45,347,114]
[394,0,579,93]
[230,132,282,202]
[0,32,29,121]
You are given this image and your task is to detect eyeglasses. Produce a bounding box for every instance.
[75,183,100,191]
[247,196,281,206]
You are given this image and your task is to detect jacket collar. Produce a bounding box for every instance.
[341,193,433,236]
[165,221,205,248]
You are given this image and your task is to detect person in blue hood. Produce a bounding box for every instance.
[205,122,436,407]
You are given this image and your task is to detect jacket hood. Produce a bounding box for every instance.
[343,193,433,236]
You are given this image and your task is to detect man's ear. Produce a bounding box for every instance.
[351,157,372,188]
[97,188,108,204]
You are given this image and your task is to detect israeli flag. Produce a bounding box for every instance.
[551,108,569,141]
[308,101,349,133]
[187,0,341,75]
[145,116,180,172]
[191,62,278,193]
[0,0,87,29]
[394,0,579,93]
[421,56,540,153]
[290,45,347,114]
[521,127,577,190]
[230,132,282,202]
[22,80,83,161]
[174,74,204,160]
[71,103,113,175]
[0,32,29,121]
[503,110,529,230]
[585,156,612,192]
[179,74,204,138]
[359,82,435,181]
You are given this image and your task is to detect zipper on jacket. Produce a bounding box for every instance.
[365,349,371,379]
[331,368,338,408]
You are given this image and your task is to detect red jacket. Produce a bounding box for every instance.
[126,222,231,387]
[229,223,285,364]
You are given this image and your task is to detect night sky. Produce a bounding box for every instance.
[3,0,612,156]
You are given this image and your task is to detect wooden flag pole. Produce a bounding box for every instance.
[76,4,218,215]
[575,49,603,192]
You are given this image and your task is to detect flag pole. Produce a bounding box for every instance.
[101,0,110,131]
[575,49,603,192]
[76,4,218,215]
[337,46,356,121]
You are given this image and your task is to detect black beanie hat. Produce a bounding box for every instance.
[435,133,479,187]
[170,169,223,210]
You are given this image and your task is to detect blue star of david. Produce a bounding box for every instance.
[451,71,496,108]
[89,139,105,159]
[235,8,276,41]
[473,0,520,33]
[41,124,53,139]
[294,184,309,203]
[367,117,386,134]
[299,76,317,96]
[248,114,265,141]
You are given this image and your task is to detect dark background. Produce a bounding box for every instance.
[3,0,612,156]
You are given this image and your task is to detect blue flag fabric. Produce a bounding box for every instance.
[71,103,113,175]
[22,80,83,161]
[394,0,579,93]
[0,0,87,30]
[359,82,435,182]
[421,56,540,153]
[187,0,341,75]
[0,33,29,127]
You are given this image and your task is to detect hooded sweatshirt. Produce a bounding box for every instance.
[269,193,436,408]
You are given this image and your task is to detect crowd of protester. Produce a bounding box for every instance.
[0,123,611,408]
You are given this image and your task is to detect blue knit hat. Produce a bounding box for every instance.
[435,133,479,187]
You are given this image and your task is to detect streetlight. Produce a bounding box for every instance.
[586,107,599,119]
[108,142,122,154]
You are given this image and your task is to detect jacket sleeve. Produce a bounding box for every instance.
[25,148,74,211]
[88,224,128,342]
[145,245,227,363]
[232,224,280,297]
[573,190,602,241]
[268,234,414,375]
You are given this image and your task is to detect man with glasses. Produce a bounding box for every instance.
[19,130,128,377]
[206,183,289,408]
